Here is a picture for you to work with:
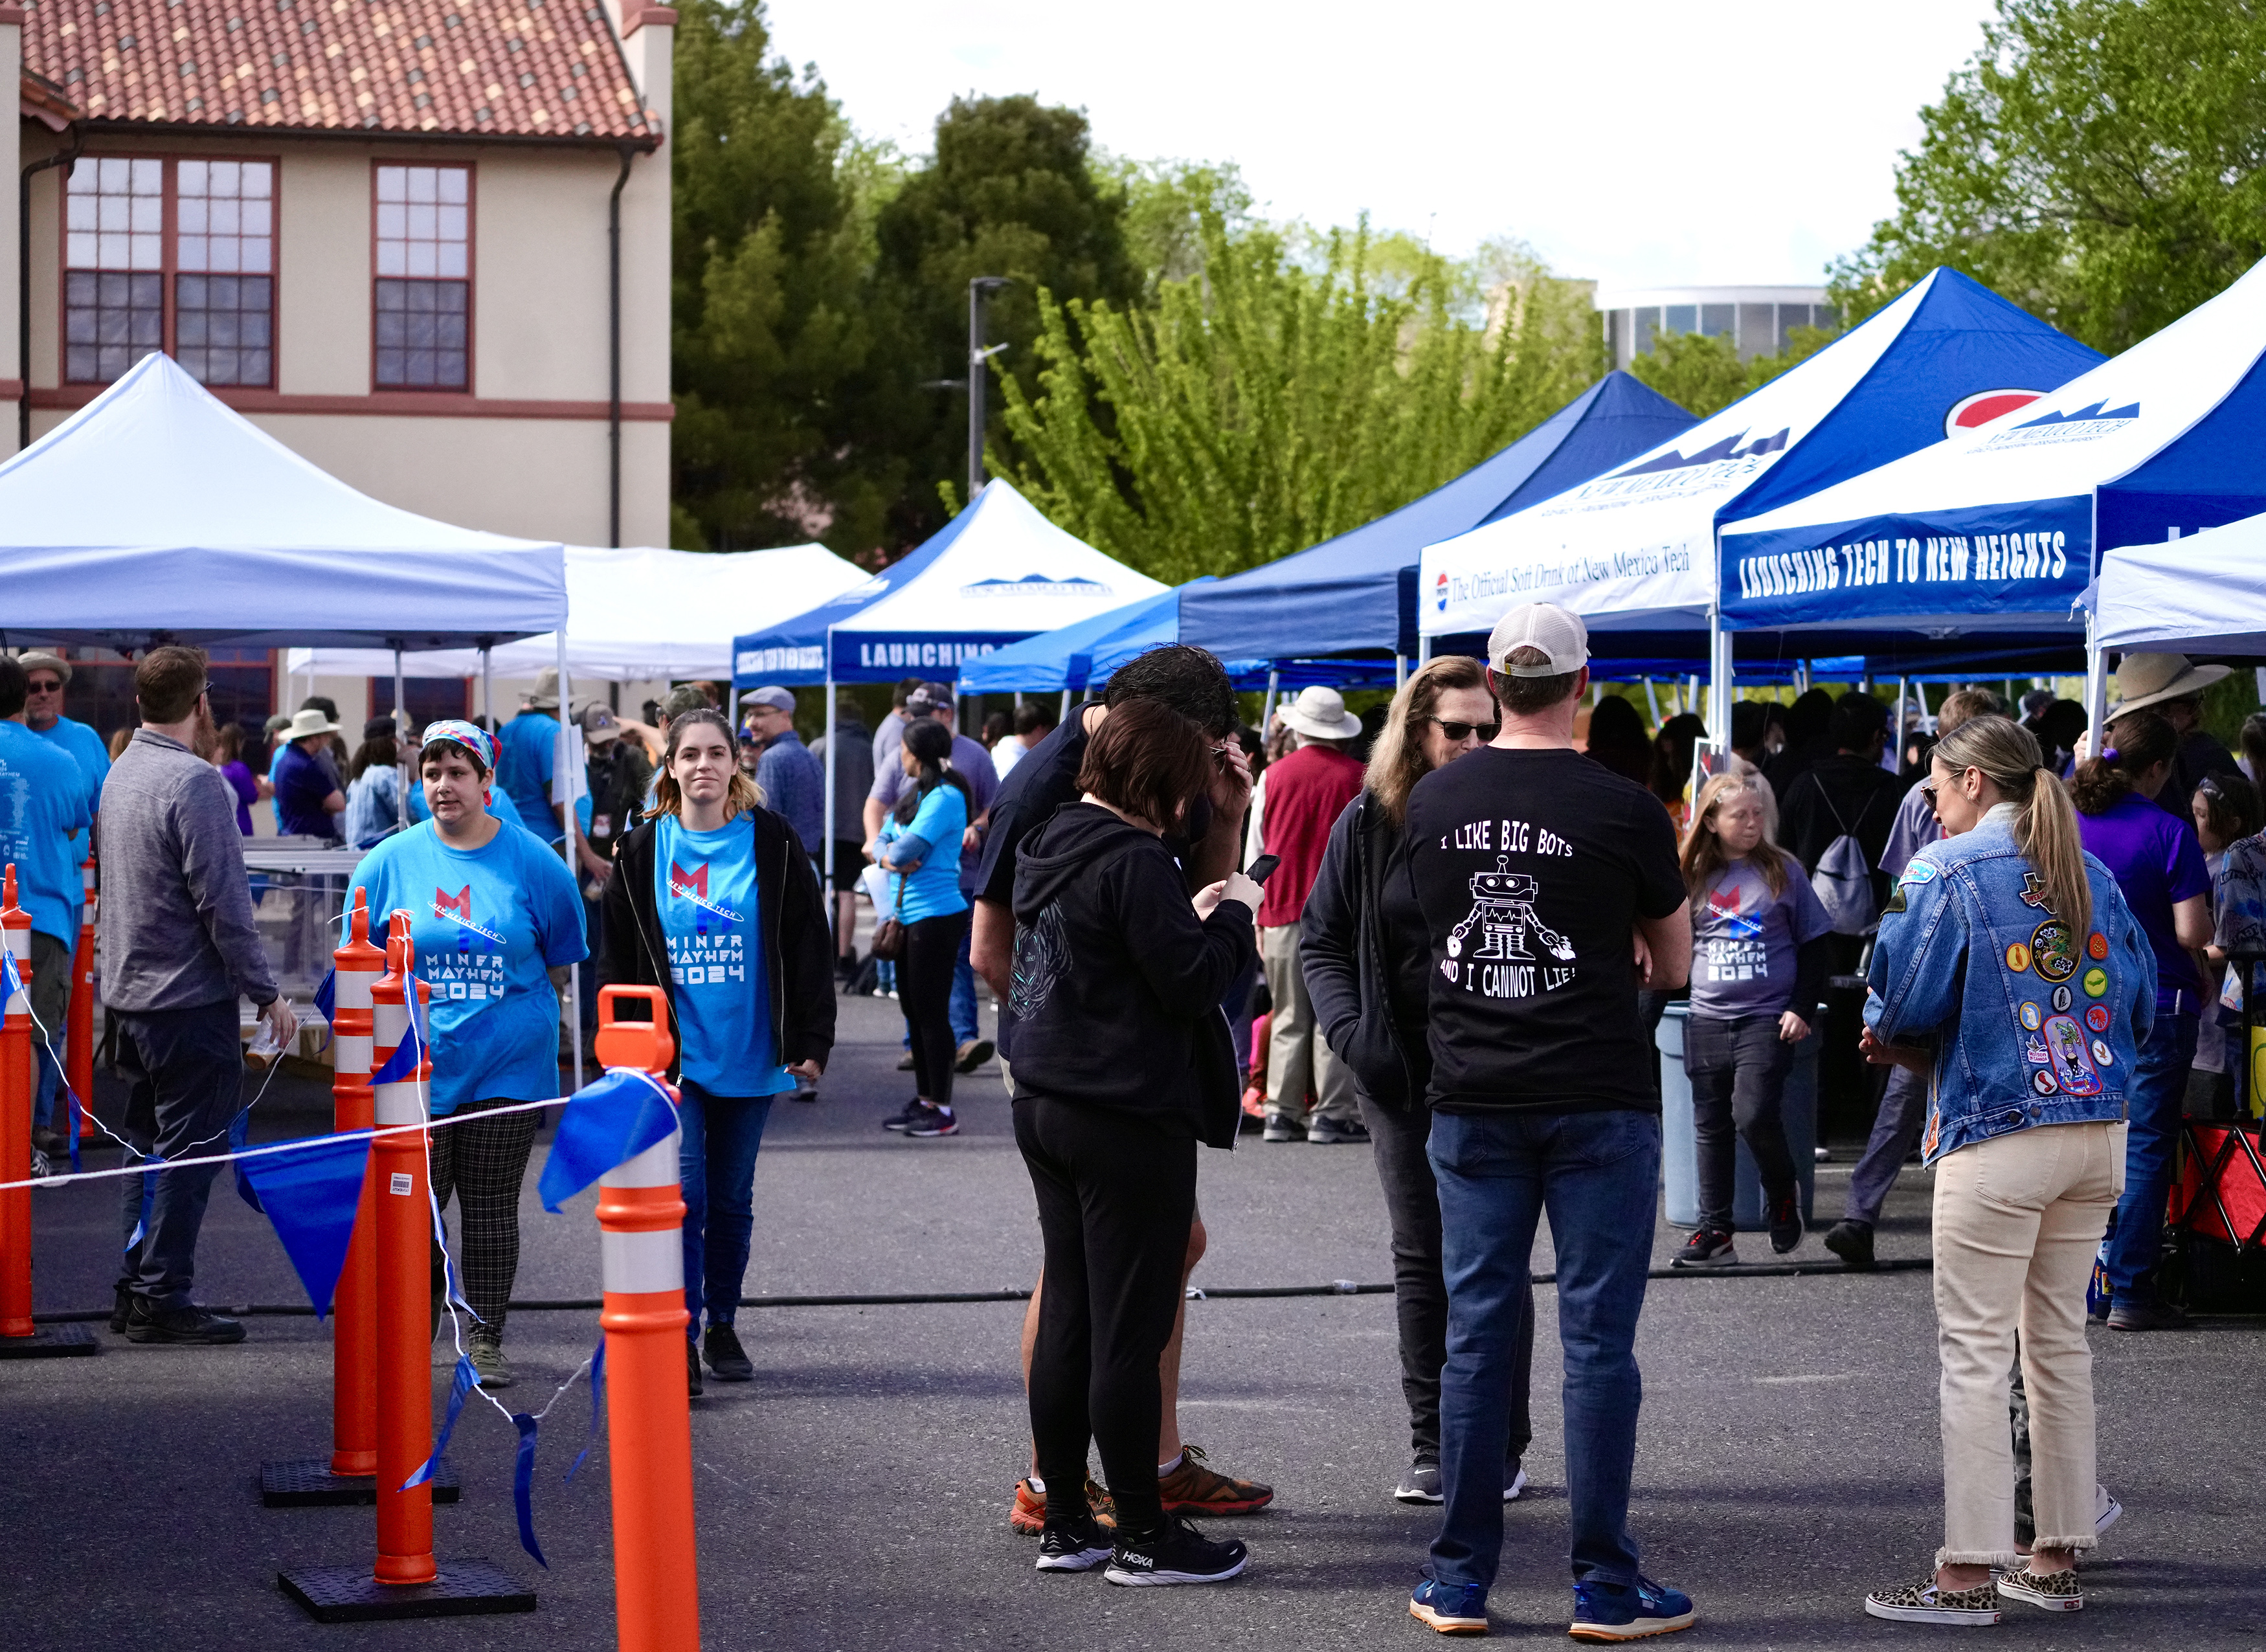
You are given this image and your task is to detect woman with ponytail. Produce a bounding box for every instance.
[2067,710,2214,1333]
[1857,715,2153,1626]
[871,718,975,1137]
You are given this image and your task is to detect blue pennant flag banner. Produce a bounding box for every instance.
[311,966,337,1051]
[511,1412,549,1568]
[239,1132,372,1319]
[230,1107,264,1214]
[566,1337,606,1485]
[0,946,19,1007]
[405,1356,477,1491]
[368,998,427,1088]
[537,1069,680,1212]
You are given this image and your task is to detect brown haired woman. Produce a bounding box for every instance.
[1301,655,1537,1506]
[601,708,835,1393]
[1671,771,1832,1268]
[1006,696,1262,1585]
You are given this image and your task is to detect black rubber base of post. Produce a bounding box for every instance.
[277,1559,534,1622]
[0,1323,100,1359]
[260,1457,462,1507]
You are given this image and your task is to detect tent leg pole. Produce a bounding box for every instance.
[392,646,410,831]
[1418,634,1433,665]
[559,633,583,1092]
[1058,689,1070,724]
[1644,676,1660,729]
[822,669,836,897]
[1394,654,1406,693]
[2084,616,2111,758]
[1706,608,1730,752]
[480,645,492,730]
[1894,675,1909,776]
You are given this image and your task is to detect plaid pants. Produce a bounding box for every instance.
[429,1097,541,1338]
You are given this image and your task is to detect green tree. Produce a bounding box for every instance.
[1830,0,2266,352]
[1627,324,1841,419]
[870,95,1142,543]
[992,216,1602,585]
[669,0,907,552]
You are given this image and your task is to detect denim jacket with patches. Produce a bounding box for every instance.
[1864,805,2157,1165]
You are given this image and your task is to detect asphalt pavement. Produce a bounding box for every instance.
[4,988,2261,1649]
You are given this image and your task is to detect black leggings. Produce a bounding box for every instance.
[1683,1012,1798,1233]
[1015,1093,1196,1536]
[429,1097,542,1337]
[899,910,969,1109]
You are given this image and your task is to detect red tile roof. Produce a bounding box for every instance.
[21,0,660,142]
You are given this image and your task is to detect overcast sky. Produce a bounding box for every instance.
[764,0,1999,293]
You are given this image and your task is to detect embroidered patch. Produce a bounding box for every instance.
[2018,870,2052,908]
[1884,885,1907,915]
[1902,859,1942,886]
[2082,967,2109,998]
[2030,919,2078,983]
[2043,1014,2103,1095]
[2052,985,2073,1013]
[2091,1038,2113,1066]
[2085,1004,2111,1033]
[2024,1034,2050,1065]
[1923,1108,1941,1155]
[2019,1001,2043,1031]
[2030,1067,2059,1096]
[2006,941,2033,972]
[2087,932,2109,961]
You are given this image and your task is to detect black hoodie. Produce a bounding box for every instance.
[1009,801,1256,1139]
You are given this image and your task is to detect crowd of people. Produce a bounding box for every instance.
[3,616,2254,1635]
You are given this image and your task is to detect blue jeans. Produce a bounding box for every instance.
[2102,1009,2198,1300]
[1428,1107,1661,1594]
[677,1080,776,1337]
[951,924,979,1047]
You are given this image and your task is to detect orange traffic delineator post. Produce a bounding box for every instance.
[0,864,96,1360]
[68,853,94,1141]
[280,911,530,1622]
[593,985,701,1652]
[263,891,457,1506]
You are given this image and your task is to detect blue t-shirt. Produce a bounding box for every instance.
[350,819,588,1114]
[30,715,108,868]
[0,721,92,943]
[655,812,792,1097]
[2076,789,2212,1010]
[877,780,969,923]
[498,712,561,842]
[274,742,340,840]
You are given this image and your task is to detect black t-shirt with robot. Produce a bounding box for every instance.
[1403,746,1686,1115]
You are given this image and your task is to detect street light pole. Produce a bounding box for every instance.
[968,276,1012,502]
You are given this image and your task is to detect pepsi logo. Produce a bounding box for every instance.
[1435,570,1449,612]
[1946,388,2044,438]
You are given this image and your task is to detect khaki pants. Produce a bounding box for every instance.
[1931,1120,2123,1567]
[1259,924,1356,1124]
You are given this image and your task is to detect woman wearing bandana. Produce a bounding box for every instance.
[349,720,588,1389]
[601,708,835,1395]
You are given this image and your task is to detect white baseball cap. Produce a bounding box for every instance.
[1487,603,1589,677]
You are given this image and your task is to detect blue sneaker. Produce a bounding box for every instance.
[1570,1576,1695,1642]
[1409,1578,1488,1635]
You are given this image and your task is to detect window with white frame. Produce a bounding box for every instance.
[63,156,275,387]
[374,164,471,390]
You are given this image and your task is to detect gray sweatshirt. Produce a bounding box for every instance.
[98,729,279,1013]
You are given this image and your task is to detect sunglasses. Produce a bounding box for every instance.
[1428,717,1500,742]
[25,678,62,694]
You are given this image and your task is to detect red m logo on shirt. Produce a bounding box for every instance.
[1707,887,1742,919]
[434,885,473,921]
[670,862,708,899]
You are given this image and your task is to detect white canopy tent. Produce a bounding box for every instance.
[2094,511,2266,654]
[282,542,868,714]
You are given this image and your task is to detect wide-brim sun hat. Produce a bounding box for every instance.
[2109,652,2230,719]
[281,707,341,741]
[527,665,561,710]
[1278,686,1362,741]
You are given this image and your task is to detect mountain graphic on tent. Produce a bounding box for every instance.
[1614,429,1790,476]
[959,574,1110,598]
[2015,400,2139,428]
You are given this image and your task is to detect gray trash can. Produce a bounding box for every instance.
[1657,1001,1819,1231]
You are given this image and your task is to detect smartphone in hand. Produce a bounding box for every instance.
[1246,853,1282,884]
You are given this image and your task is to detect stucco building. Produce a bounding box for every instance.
[1,0,674,549]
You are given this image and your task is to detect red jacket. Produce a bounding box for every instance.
[1256,743,1365,928]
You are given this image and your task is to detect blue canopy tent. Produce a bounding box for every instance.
[1721,254,2266,731]
[733,478,1167,885]
[1422,268,2108,741]
[1177,372,1694,666]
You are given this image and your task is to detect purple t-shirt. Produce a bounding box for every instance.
[2076,790,2210,1009]
[1688,857,1833,1020]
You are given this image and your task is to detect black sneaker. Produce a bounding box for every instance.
[881,1098,928,1132]
[1670,1229,1737,1269]
[1823,1219,1876,1270]
[896,1051,918,1072]
[124,1301,247,1345]
[1768,1192,1804,1256]
[1306,1115,1371,1145]
[686,1338,703,1397]
[704,1323,754,1382]
[2108,1295,2192,1332]
[1103,1516,1248,1587]
[109,1286,134,1334]
[1036,1515,1116,1572]
[1395,1460,1444,1504]
[904,1104,959,1138]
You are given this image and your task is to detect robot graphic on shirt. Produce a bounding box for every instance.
[1446,855,1576,965]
